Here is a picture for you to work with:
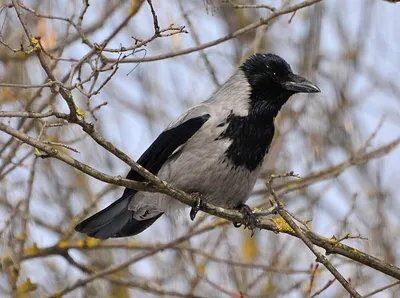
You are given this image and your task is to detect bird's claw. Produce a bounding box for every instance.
[233,222,242,228]
[233,204,260,237]
[190,192,205,221]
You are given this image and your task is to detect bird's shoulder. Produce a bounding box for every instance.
[166,103,211,130]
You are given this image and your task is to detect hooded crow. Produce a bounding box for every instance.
[75,53,320,239]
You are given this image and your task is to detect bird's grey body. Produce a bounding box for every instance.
[75,53,320,239]
[130,71,259,219]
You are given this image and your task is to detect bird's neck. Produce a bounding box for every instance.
[248,88,292,120]
[248,98,283,122]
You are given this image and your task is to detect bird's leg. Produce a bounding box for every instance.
[189,192,205,221]
[233,204,260,237]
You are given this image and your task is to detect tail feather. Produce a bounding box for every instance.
[112,212,163,238]
[75,197,162,239]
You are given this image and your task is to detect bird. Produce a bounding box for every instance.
[75,53,320,239]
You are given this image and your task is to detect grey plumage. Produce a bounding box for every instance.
[129,71,256,217]
[75,53,320,239]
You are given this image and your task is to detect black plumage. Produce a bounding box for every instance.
[218,111,275,171]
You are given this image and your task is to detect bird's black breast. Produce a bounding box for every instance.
[217,112,275,171]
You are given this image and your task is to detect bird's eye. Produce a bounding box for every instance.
[273,72,277,77]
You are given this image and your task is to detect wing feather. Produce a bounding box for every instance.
[124,113,211,192]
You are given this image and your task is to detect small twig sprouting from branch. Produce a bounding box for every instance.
[223,0,276,12]
[310,278,336,298]
[266,181,362,297]
[147,0,160,35]
[306,263,319,296]
[333,233,368,243]
[42,141,80,153]
[362,281,400,298]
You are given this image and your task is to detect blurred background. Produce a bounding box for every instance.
[0,0,400,297]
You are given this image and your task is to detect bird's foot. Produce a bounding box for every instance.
[190,192,205,221]
[233,204,260,237]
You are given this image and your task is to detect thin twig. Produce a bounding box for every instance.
[11,0,78,119]
[146,0,160,35]
[362,281,400,298]
[310,279,336,297]
[177,0,220,87]
[224,0,276,12]
[105,0,322,64]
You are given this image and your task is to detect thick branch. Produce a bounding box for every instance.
[0,120,399,282]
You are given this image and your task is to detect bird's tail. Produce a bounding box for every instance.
[75,196,163,239]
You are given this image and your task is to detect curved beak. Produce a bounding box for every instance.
[283,73,320,93]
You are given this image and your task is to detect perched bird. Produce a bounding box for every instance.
[75,53,320,239]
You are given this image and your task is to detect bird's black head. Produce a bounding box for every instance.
[240,53,320,107]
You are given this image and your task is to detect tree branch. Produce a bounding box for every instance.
[1,120,400,282]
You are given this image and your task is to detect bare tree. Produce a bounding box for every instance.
[0,0,399,297]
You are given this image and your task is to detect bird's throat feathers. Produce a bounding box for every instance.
[248,96,285,122]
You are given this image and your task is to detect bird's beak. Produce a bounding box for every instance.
[283,73,320,93]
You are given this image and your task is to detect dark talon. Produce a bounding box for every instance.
[190,192,204,221]
[234,204,260,236]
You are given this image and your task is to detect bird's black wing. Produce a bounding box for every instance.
[75,113,210,239]
[125,113,211,183]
